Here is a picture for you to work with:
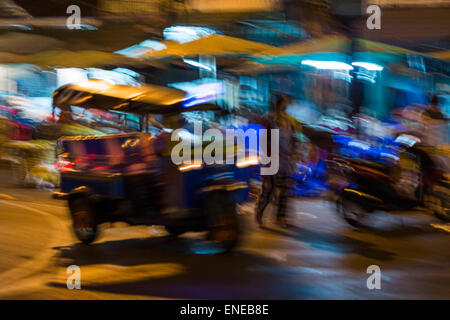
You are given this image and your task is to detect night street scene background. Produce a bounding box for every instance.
[0,0,449,301]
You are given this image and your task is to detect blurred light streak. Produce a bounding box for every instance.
[183,59,212,71]
[352,62,384,71]
[178,163,203,172]
[301,60,353,70]
[8,24,32,30]
[163,26,217,44]
[115,40,167,58]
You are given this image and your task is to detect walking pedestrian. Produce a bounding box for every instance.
[255,94,302,227]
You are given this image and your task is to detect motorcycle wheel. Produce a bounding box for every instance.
[392,152,423,201]
[70,198,98,244]
[337,197,369,227]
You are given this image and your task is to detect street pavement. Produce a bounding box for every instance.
[0,179,449,299]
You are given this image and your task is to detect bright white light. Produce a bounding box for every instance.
[183,59,212,71]
[139,40,167,50]
[395,134,421,147]
[182,82,225,107]
[348,141,370,150]
[301,60,353,70]
[381,153,399,161]
[56,68,88,87]
[352,62,384,71]
[172,26,197,35]
[87,68,140,87]
[115,40,167,58]
[163,25,217,44]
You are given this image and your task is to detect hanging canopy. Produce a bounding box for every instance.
[0,49,158,69]
[0,51,24,64]
[262,36,424,57]
[52,79,220,115]
[251,35,351,66]
[428,50,450,61]
[252,36,441,66]
[0,32,64,55]
[261,35,350,56]
[22,49,151,69]
[356,39,420,55]
[142,34,286,59]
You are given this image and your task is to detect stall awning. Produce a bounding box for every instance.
[428,50,450,61]
[251,36,442,66]
[260,35,349,56]
[143,34,286,59]
[0,49,161,69]
[21,49,150,69]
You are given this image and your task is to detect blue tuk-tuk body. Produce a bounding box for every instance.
[58,132,251,208]
[52,80,256,251]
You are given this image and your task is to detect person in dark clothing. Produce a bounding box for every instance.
[255,94,301,227]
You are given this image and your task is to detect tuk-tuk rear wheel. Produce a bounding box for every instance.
[337,196,369,228]
[207,222,239,252]
[204,191,240,252]
[70,197,98,244]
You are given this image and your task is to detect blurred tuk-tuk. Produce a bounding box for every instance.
[52,80,255,252]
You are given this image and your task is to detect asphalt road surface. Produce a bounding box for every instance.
[0,178,449,299]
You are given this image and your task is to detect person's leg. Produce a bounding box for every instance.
[256,175,275,225]
[275,174,290,225]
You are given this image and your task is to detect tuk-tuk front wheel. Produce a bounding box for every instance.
[207,217,240,252]
[70,197,98,244]
[337,196,369,228]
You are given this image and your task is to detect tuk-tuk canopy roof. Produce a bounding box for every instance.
[52,80,220,114]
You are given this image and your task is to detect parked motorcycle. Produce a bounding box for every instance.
[329,133,449,226]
